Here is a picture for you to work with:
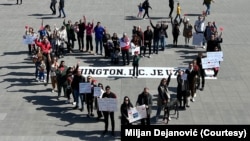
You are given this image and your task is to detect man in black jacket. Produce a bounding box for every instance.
[150,19,162,54]
[143,26,153,58]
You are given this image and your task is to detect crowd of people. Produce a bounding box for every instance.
[21,0,223,137]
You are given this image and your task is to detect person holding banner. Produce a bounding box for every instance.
[71,63,85,110]
[85,76,97,117]
[136,87,153,125]
[102,85,117,136]
[95,83,104,120]
[120,96,134,125]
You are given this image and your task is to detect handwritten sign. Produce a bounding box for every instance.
[79,83,91,93]
[97,98,117,112]
[94,87,102,97]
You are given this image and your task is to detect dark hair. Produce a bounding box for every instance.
[98,83,104,89]
[105,85,111,90]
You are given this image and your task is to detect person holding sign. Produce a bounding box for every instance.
[94,83,104,120]
[102,85,117,136]
[71,63,85,110]
[136,87,153,125]
[120,96,134,125]
[85,76,97,117]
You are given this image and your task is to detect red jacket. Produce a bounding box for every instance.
[35,39,51,54]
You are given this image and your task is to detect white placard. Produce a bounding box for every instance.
[94,87,102,97]
[130,43,140,55]
[23,35,36,44]
[206,51,223,61]
[79,83,91,94]
[201,57,220,69]
[97,98,117,112]
[192,33,204,46]
[127,105,147,123]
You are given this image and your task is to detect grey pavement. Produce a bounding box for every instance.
[0,0,250,140]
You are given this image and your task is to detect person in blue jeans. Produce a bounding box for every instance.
[94,22,105,55]
[58,0,66,18]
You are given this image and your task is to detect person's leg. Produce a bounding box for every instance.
[58,8,61,17]
[80,36,84,50]
[100,40,103,55]
[122,50,126,65]
[90,36,94,51]
[133,65,135,77]
[110,112,115,133]
[103,112,109,133]
[95,38,99,54]
[155,105,162,121]
[126,51,130,65]
[77,36,81,50]
[86,36,90,51]
[155,39,159,54]
[136,65,139,77]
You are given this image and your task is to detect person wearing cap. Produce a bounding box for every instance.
[132,51,140,78]
[183,17,193,47]
[120,33,131,65]
[102,85,117,136]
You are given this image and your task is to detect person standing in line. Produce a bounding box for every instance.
[58,0,66,18]
[85,76,96,117]
[155,74,172,122]
[194,15,206,48]
[102,85,117,137]
[185,62,199,102]
[136,87,153,125]
[132,51,140,78]
[182,17,193,47]
[120,32,131,66]
[176,69,189,109]
[143,26,153,58]
[93,22,105,55]
[169,0,174,18]
[142,0,152,19]
[196,52,206,91]
[16,0,22,4]
[55,60,68,100]
[83,16,94,54]
[50,0,57,15]
[95,83,104,120]
[150,19,162,54]
[120,96,133,125]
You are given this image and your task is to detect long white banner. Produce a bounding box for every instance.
[79,66,217,79]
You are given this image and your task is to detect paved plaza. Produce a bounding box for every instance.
[0,0,250,140]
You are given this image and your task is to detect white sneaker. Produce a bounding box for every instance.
[194,93,197,97]
[148,55,151,58]
[168,117,171,121]
[72,102,76,106]
[51,89,55,93]
[202,46,206,49]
